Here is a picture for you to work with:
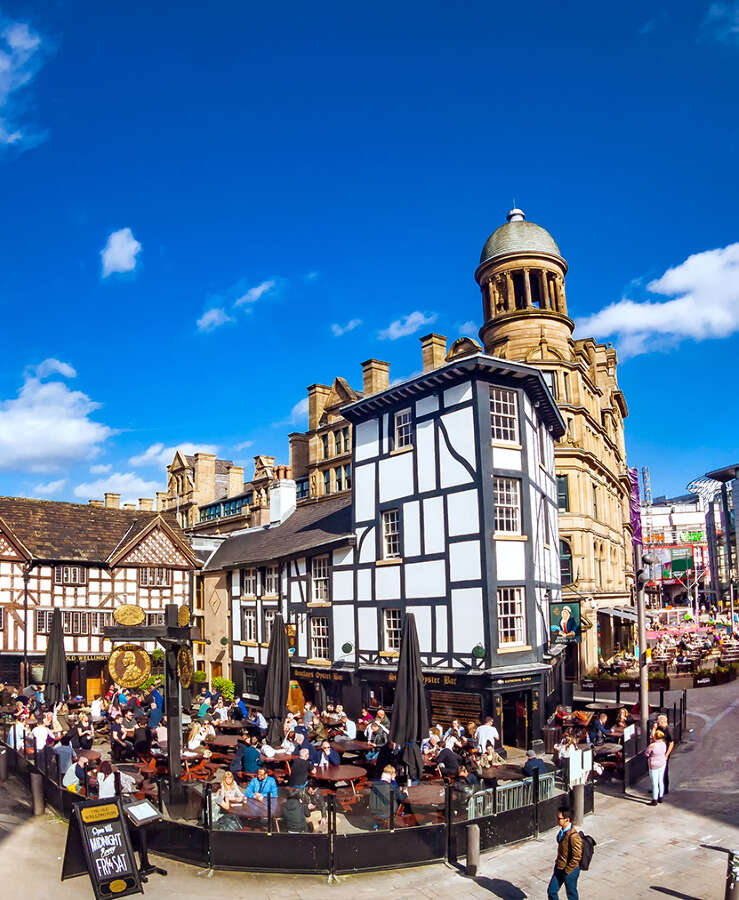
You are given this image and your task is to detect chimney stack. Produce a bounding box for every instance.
[123,502,136,510]
[88,499,103,508]
[193,453,217,505]
[104,493,120,510]
[269,474,297,525]
[361,359,390,396]
[139,498,154,511]
[156,491,168,511]
[226,464,245,497]
[307,384,332,431]
[420,333,448,372]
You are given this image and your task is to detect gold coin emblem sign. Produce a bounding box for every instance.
[178,604,190,627]
[113,604,145,626]
[177,647,194,688]
[108,643,151,688]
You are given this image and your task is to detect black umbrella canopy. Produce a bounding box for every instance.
[389,613,429,781]
[42,608,68,707]
[262,613,290,746]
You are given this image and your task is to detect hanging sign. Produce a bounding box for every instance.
[108,644,151,689]
[61,797,143,898]
[550,600,582,644]
[177,646,194,688]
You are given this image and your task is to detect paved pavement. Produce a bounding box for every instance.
[1,681,737,898]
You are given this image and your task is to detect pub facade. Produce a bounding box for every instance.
[208,350,566,749]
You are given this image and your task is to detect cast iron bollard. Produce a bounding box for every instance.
[0,748,7,782]
[30,771,44,815]
[726,849,739,900]
[466,823,480,877]
[572,783,584,827]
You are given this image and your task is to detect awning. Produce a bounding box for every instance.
[598,607,638,623]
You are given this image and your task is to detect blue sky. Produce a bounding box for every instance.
[0,1,737,504]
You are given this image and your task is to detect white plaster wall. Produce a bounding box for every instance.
[495,540,526,581]
[375,565,401,600]
[355,463,376,522]
[416,395,438,417]
[446,489,480,536]
[416,419,437,493]
[413,605,432,653]
[449,540,482,582]
[355,419,379,462]
[492,446,522,470]
[444,382,472,407]
[435,605,448,652]
[423,496,445,554]
[357,568,372,602]
[332,605,356,661]
[405,559,446,598]
[233,645,246,662]
[402,500,421,557]
[358,607,378,650]
[382,414,390,456]
[378,451,414,502]
[358,526,376,563]
[333,569,354,602]
[333,546,354,566]
[451,587,484,652]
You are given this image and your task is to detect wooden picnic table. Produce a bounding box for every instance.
[76,749,102,764]
[208,734,239,751]
[214,719,247,734]
[482,764,525,782]
[220,796,285,821]
[403,783,446,806]
[331,740,373,755]
[309,764,366,795]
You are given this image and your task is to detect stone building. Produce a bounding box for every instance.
[474,208,635,675]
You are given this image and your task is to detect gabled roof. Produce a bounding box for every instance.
[204,496,353,570]
[184,455,234,476]
[0,497,198,567]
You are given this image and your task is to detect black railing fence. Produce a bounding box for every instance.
[0,726,593,875]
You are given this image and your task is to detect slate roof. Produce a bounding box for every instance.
[204,496,353,570]
[480,218,561,265]
[0,497,186,564]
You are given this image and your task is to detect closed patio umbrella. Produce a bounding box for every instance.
[42,608,68,707]
[263,613,290,746]
[389,613,429,783]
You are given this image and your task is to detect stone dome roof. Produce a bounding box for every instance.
[480,209,561,265]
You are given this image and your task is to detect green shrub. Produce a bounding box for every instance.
[151,649,164,665]
[212,676,235,701]
[192,670,207,683]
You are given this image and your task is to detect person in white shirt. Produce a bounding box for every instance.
[89,696,104,722]
[8,718,26,750]
[475,717,500,752]
[32,717,54,751]
[337,714,356,740]
[213,698,229,722]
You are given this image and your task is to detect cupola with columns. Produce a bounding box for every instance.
[475,208,573,361]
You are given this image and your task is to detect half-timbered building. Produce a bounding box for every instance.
[0,497,200,698]
[206,350,566,748]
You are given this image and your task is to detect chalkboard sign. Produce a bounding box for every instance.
[61,797,143,899]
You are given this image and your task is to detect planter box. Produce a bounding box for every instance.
[668,675,693,691]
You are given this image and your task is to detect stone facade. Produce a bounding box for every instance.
[475,208,634,674]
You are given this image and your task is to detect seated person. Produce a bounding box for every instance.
[367,721,388,748]
[454,763,479,789]
[244,765,278,801]
[69,713,94,750]
[282,788,310,833]
[303,781,327,832]
[444,718,466,740]
[523,749,554,776]
[369,765,407,825]
[96,760,117,799]
[421,732,440,755]
[111,715,135,761]
[554,705,568,725]
[133,718,153,755]
[62,755,89,792]
[229,734,262,777]
[335,713,357,740]
[435,744,460,777]
[54,734,77,777]
[212,697,229,722]
[588,713,611,746]
[154,718,168,750]
[315,740,340,768]
[288,747,312,788]
[250,708,268,735]
[294,731,321,763]
[215,770,244,809]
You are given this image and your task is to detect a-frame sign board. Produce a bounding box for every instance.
[61,796,143,898]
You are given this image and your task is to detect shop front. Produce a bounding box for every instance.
[66,654,111,702]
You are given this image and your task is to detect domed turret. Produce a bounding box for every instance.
[475,208,572,359]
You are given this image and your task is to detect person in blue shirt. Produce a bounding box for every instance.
[235,698,249,720]
[294,731,321,763]
[588,713,610,746]
[151,687,163,709]
[147,700,163,729]
[229,734,262,776]
[316,741,340,767]
[523,749,554,777]
[250,709,268,735]
[244,766,278,801]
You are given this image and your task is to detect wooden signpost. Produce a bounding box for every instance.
[61,797,143,898]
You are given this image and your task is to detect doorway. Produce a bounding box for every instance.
[501,690,530,750]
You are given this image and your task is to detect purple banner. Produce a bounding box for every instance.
[629,466,642,547]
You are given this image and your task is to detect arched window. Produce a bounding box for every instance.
[560,539,573,586]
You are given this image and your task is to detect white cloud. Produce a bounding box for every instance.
[379,310,438,340]
[33,478,66,496]
[575,242,739,358]
[331,318,362,337]
[197,307,234,332]
[101,227,142,277]
[390,369,423,387]
[305,271,319,282]
[234,440,254,451]
[0,365,114,473]
[234,280,276,307]
[457,320,478,335]
[0,21,44,146]
[28,358,77,379]
[275,396,309,427]
[703,1,739,41]
[73,472,161,506]
[129,442,219,469]
[90,463,112,474]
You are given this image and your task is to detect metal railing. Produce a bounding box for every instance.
[467,771,556,818]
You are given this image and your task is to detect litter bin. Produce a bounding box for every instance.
[542,726,561,755]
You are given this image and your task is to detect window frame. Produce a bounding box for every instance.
[263,608,276,645]
[54,565,87,586]
[496,586,526,647]
[393,407,413,449]
[381,509,401,559]
[323,469,331,495]
[493,477,522,534]
[542,370,556,400]
[264,565,279,597]
[241,607,257,643]
[334,465,344,492]
[556,474,570,512]
[559,539,573,585]
[311,555,330,602]
[241,568,257,596]
[139,567,172,587]
[490,387,519,444]
[309,615,330,660]
[382,608,403,652]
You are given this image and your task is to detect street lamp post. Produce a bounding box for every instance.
[636,547,658,736]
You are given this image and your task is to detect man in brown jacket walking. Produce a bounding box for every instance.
[547,806,582,899]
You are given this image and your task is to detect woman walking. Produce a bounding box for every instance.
[645,729,667,806]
